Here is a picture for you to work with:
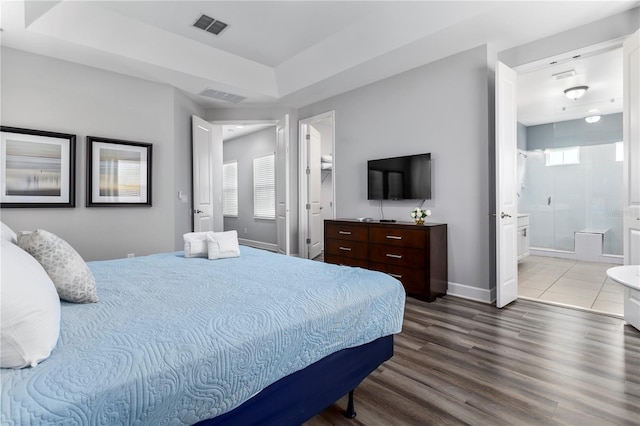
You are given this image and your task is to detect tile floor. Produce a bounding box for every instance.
[518,255,623,316]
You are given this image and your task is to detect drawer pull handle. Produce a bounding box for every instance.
[339,246,352,251]
[389,273,402,279]
[386,235,402,240]
[339,231,352,235]
[386,253,403,259]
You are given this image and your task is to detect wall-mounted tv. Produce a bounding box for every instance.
[367,153,431,200]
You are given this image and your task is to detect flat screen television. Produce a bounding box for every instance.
[367,153,431,200]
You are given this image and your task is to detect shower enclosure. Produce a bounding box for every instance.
[517,115,623,259]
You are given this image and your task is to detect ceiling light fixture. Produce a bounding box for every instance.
[585,115,601,124]
[564,86,589,100]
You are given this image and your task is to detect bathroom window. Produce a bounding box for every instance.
[545,146,580,166]
[615,142,623,162]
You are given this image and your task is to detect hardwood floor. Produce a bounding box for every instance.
[306,296,640,426]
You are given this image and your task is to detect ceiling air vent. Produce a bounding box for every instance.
[193,14,228,35]
[552,69,576,80]
[199,88,246,104]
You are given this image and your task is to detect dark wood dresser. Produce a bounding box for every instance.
[324,219,448,302]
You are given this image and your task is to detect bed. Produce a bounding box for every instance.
[1,245,405,425]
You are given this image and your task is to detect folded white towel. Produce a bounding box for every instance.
[321,154,332,163]
[207,230,240,260]
[183,231,214,258]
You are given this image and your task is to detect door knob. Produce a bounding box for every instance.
[194,209,203,214]
[501,212,511,219]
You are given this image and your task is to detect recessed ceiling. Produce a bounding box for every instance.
[1,0,637,115]
[517,43,624,126]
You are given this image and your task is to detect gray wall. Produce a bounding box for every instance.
[299,45,496,297]
[517,122,528,151]
[526,113,622,150]
[499,7,639,68]
[223,127,277,245]
[0,47,199,260]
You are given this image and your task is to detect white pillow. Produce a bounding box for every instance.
[1,239,61,368]
[183,231,214,258]
[1,221,17,244]
[18,229,98,304]
[207,230,240,260]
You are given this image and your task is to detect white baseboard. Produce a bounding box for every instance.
[530,247,576,260]
[530,247,623,264]
[238,238,278,252]
[447,281,493,304]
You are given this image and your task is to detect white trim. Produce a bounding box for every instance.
[529,247,577,260]
[528,247,623,264]
[298,111,336,259]
[239,238,278,252]
[447,281,493,304]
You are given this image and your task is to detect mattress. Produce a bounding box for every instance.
[1,246,405,425]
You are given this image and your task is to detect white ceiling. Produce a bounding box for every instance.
[516,41,624,126]
[1,0,638,125]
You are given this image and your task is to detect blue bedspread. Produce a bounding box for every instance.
[1,247,405,425]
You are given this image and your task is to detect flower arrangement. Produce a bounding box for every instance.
[410,208,431,225]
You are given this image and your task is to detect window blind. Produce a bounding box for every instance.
[222,161,238,216]
[253,154,275,220]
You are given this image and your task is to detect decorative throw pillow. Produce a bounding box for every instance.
[17,229,98,303]
[207,230,240,260]
[1,221,17,244]
[183,231,214,258]
[1,239,61,368]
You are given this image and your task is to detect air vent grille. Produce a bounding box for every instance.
[199,88,246,103]
[193,14,228,35]
[552,69,576,80]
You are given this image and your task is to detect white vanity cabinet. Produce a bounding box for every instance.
[517,214,530,262]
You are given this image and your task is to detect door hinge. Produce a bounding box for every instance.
[306,204,311,210]
[306,167,310,175]
[306,238,311,244]
[306,134,311,141]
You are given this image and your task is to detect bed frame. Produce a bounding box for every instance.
[199,335,394,425]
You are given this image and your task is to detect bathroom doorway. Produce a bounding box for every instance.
[514,42,625,316]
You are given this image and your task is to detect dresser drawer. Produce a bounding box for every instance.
[325,239,368,260]
[369,262,424,295]
[325,222,368,242]
[325,253,369,269]
[369,226,425,249]
[369,243,425,268]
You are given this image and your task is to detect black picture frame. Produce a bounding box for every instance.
[0,126,76,208]
[86,136,152,207]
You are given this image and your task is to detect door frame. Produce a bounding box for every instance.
[210,119,289,252]
[298,111,336,259]
[502,37,631,303]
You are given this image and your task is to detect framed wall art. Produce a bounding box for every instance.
[0,126,76,208]
[86,136,152,207]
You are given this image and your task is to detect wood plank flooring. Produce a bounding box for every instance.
[305,296,640,426]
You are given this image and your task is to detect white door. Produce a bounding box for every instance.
[495,61,519,308]
[623,30,640,266]
[192,115,223,232]
[307,126,322,259]
[276,115,290,255]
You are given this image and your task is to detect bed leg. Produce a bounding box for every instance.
[344,390,357,419]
